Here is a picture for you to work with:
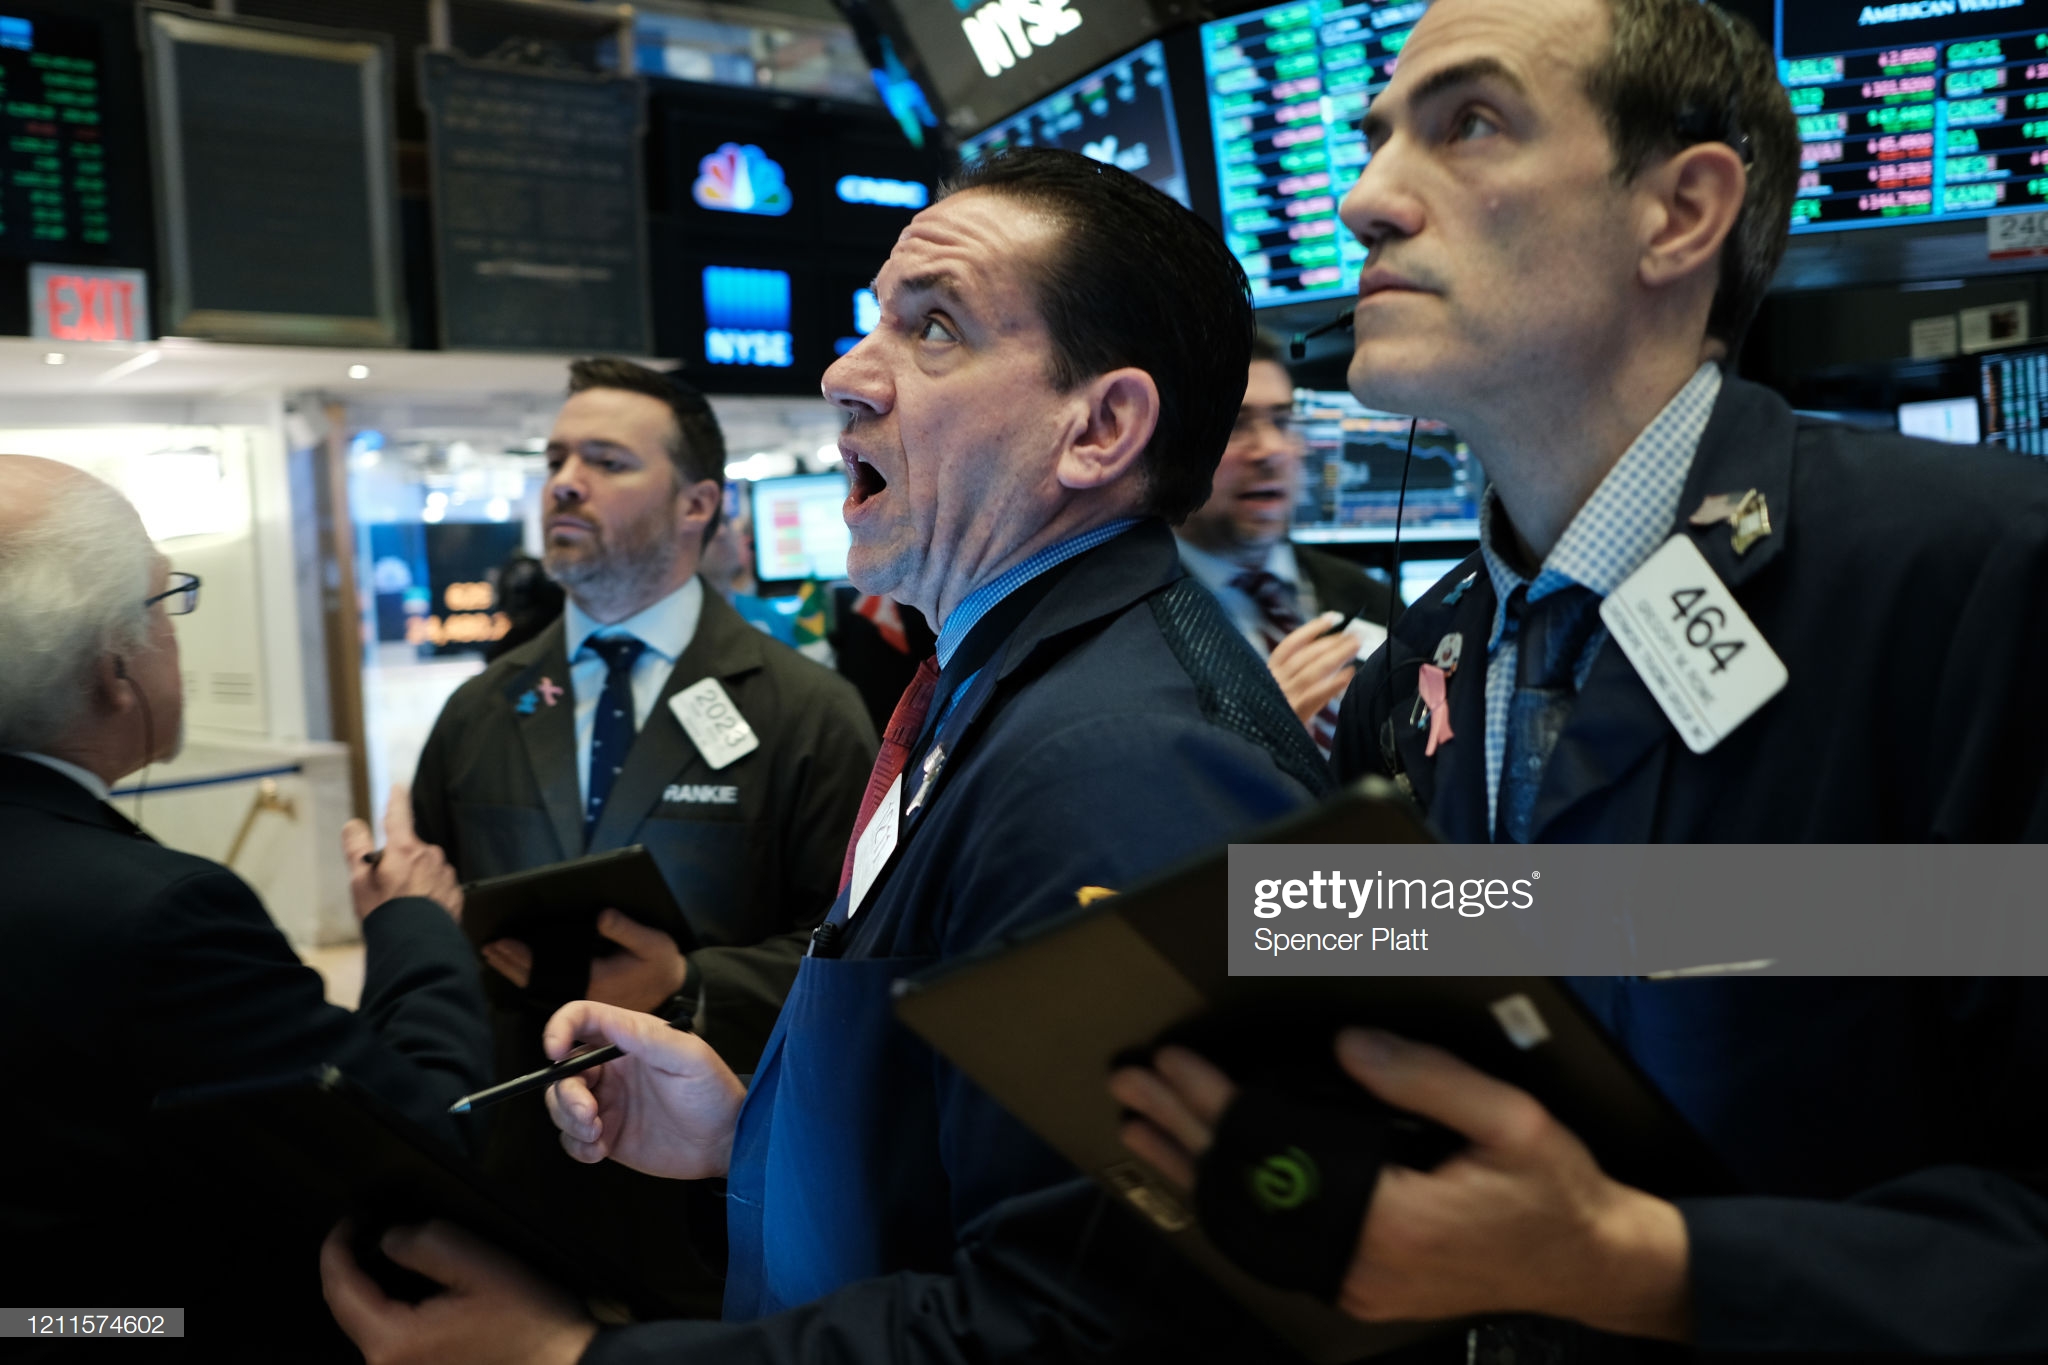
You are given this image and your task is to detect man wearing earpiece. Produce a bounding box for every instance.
[1118,0,2048,1357]
[0,453,491,1353]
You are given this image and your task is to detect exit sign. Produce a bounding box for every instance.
[30,264,151,342]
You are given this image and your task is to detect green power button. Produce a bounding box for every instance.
[1249,1147,1321,1211]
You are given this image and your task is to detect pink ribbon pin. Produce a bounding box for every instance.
[537,677,564,707]
[1417,664,1454,757]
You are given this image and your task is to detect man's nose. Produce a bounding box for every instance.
[822,338,892,420]
[1339,137,1424,259]
[547,458,587,505]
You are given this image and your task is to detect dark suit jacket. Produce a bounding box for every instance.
[1334,376,2048,1356]
[584,521,1327,1364]
[0,754,489,1355]
[1296,542,1393,627]
[412,582,877,1069]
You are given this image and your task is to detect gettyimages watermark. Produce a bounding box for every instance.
[1228,845,2048,976]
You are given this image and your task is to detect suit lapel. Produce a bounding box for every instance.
[503,622,584,859]
[589,589,765,853]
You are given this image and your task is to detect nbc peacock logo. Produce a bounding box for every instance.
[693,143,794,216]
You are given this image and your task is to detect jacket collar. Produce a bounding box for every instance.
[990,518,1185,683]
[0,753,148,840]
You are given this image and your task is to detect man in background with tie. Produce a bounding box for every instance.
[1173,332,1390,754]
[408,357,875,1309]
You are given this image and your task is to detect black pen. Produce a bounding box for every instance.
[447,1042,622,1114]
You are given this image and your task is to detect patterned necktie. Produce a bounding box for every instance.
[1496,585,1603,844]
[838,655,941,894]
[1232,568,1339,756]
[584,635,646,842]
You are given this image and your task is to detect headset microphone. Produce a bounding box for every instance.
[1289,307,1358,362]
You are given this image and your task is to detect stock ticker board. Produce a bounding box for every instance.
[1784,1,2048,231]
[0,10,108,257]
[1202,1,1423,308]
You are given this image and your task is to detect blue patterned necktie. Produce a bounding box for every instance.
[1232,568,1340,756]
[1497,584,1603,844]
[584,635,646,842]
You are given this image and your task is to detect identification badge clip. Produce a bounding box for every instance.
[669,678,761,770]
[848,772,902,919]
[1599,535,1787,755]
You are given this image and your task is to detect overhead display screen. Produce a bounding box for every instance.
[1,8,111,259]
[1980,344,2048,456]
[1200,1,1423,308]
[1783,0,2048,232]
[958,39,1189,207]
[1289,389,1480,543]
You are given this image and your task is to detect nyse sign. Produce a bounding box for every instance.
[960,0,1083,80]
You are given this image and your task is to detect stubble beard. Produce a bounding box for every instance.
[545,514,682,622]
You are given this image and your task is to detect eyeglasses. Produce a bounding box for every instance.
[143,572,202,616]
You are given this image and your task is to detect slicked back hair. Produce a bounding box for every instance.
[1584,0,1797,351]
[567,357,727,541]
[941,149,1255,524]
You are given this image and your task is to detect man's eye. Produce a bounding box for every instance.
[1452,109,1498,142]
[919,316,956,343]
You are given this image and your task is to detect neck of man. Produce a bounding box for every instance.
[1460,334,1723,571]
[40,715,147,792]
[568,551,699,627]
[919,494,1141,631]
[1176,514,1279,571]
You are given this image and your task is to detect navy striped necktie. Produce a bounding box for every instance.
[585,635,646,842]
[1496,585,1602,844]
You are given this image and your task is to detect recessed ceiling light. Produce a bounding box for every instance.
[42,352,65,366]
[347,364,371,380]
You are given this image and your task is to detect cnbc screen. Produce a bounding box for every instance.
[1200,0,1424,308]
[1784,0,2048,231]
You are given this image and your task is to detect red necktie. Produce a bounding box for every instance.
[838,655,941,894]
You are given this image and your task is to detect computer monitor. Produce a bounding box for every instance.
[1897,396,1982,445]
[1287,389,1481,544]
[1979,345,2048,457]
[1399,556,1467,606]
[1780,4,2048,234]
[1199,0,1423,308]
[750,472,852,583]
[958,39,1189,208]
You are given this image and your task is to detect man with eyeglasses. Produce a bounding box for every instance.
[0,454,491,1357]
[1174,332,1391,753]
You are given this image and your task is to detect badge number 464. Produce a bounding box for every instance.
[1600,536,1788,755]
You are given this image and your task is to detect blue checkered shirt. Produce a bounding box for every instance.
[1477,363,1722,837]
[929,517,1142,727]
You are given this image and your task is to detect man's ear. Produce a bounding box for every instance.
[673,478,723,541]
[91,652,132,713]
[1637,141,1747,293]
[1057,368,1160,494]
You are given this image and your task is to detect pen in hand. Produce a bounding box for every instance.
[447,1042,623,1114]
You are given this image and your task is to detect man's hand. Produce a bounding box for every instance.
[1108,1029,1692,1340]
[320,1219,597,1365]
[1267,613,1362,724]
[342,786,462,923]
[481,911,687,1014]
[542,1000,744,1180]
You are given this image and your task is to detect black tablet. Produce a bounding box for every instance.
[461,846,696,997]
[151,1066,696,1324]
[892,777,1732,1364]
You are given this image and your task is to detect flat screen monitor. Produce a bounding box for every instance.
[1399,556,1467,606]
[1979,345,2048,456]
[958,39,1189,207]
[1897,396,1982,444]
[1287,389,1481,543]
[751,472,852,582]
[1781,1,2048,233]
[1199,1,1423,308]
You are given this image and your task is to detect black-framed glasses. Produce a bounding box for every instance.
[143,572,201,616]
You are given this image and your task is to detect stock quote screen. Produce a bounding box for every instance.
[1980,345,2048,456]
[1,9,109,257]
[1785,0,2048,231]
[1289,389,1480,543]
[958,39,1189,207]
[1201,1,1423,307]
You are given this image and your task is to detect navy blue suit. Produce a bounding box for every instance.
[1335,376,2048,1357]
[583,521,1325,1363]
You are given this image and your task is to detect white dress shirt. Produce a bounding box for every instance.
[563,577,705,807]
[12,751,111,802]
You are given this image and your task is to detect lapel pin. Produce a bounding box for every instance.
[1431,631,1463,675]
[1689,489,1772,555]
[537,677,564,707]
[1441,571,1479,606]
[1417,663,1455,757]
[514,689,538,715]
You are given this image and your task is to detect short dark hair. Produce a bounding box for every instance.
[941,149,1255,524]
[1584,0,1796,351]
[566,357,727,539]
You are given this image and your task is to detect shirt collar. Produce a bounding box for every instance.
[934,518,1142,668]
[1175,536,1299,596]
[565,576,705,664]
[1480,362,1722,650]
[13,751,112,802]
